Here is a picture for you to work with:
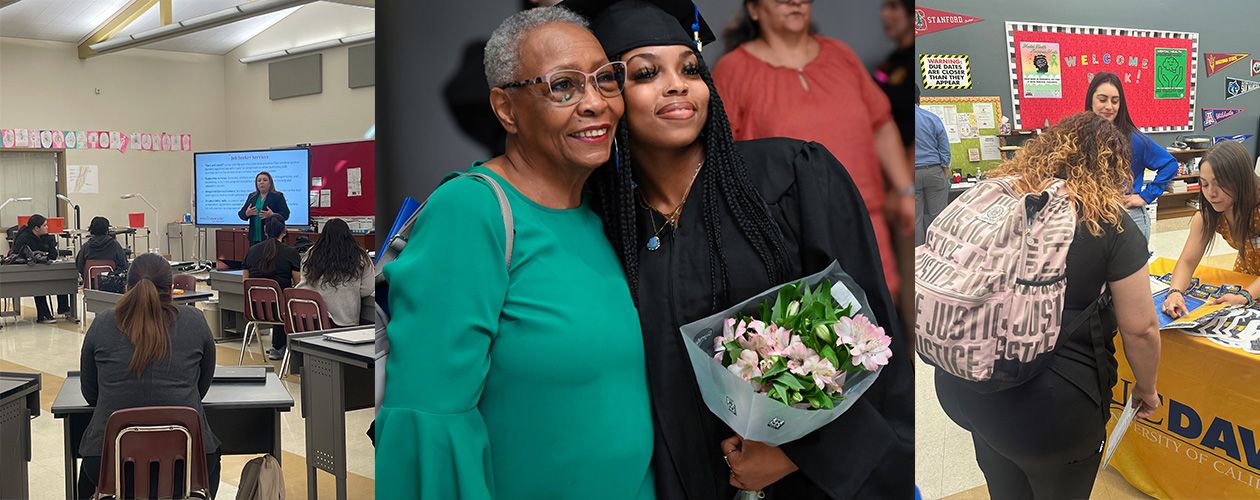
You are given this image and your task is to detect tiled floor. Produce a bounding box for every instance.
[0,278,375,499]
[915,215,1233,499]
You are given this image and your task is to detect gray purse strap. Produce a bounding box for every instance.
[460,172,514,268]
[374,171,515,413]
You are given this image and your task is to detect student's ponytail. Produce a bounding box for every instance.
[115,254,177,376]
[259,215,286,274]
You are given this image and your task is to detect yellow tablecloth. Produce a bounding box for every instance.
[1108,258,1260,498]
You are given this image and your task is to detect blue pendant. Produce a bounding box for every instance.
[647,236,661,251]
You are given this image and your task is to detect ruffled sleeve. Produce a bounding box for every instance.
[376,174,510,499]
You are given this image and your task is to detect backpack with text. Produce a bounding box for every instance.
[914,176,1109,392]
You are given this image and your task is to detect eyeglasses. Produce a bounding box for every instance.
[499,61,627,106]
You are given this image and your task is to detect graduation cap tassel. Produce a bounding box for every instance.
[692,3,702,51]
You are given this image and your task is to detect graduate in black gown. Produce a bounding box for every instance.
[564,0,913,498]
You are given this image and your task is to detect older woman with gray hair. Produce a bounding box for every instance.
[375,5,655,499]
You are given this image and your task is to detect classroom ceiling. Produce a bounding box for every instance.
[0,0,372,55]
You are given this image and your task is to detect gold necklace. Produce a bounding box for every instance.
[640,160,704,251]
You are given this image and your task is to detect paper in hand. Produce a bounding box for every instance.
[1103,394,1138,469]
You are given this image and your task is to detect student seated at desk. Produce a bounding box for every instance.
[297,218,373,328]
[78,253,220,499]
[75,216,129,276]
[1164,141,1260,318]
[10,214,71,323]
[242,215,301,359]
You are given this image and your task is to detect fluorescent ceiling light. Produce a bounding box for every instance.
[341,32,374,44]
[90,35,136,52]
[87,0,313,55]
[238,32,375,64]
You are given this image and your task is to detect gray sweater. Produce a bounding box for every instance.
[297,259,373,327]
[79,305,220,456]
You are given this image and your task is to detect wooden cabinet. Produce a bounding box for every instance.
[1155,149,1208,220]
[215,229,249,262]
[215,228,375,265]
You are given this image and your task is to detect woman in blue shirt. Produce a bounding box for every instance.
[1085,72,1179,239]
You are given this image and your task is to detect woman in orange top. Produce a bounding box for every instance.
[1163,141,1260,318]
[712,0,912,296]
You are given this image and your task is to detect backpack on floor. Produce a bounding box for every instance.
[914,176,1109,393]
[371,172,515,435]
[236,454,284,500]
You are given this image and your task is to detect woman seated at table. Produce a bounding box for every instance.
[78,253,220,499]
[10,214,71,323]
[75,216,129,276]
[1163,141,1260,318]
[242,215,302,359]
[297,218,373,328]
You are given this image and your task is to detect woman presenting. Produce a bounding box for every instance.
[237,171,290,245]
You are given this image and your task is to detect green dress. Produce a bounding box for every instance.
[376,164,655,499]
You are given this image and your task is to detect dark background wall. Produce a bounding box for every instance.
[377,0,899,233]
[915,1,1260,152]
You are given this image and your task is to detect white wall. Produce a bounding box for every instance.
[0,37,226,247]
[224,2,375,149]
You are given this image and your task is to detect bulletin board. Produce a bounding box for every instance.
[1005,21,1198,133]
[309,139,375,217]
[919,96,1004,176]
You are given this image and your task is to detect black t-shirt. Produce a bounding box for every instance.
[1050,211,1149,405]
[242,240,301,289]
[878,46,914,148]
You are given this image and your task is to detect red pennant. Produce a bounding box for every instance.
[914,7,984,37]
[1206,53,1249,78]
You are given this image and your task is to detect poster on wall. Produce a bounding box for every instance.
[52,130,64,148]
[39,130,53,148]
[15,129,29,148]
[920,54,972,89]
[1019,42,1062,98]
[1205,53,1249,78]
[1154,48,1187,99]
[1006,21,1198,132]
[67,165,99,194]
[64,130,77,149]
[914,6,983,37]
[180,134,191,151]
[1225,77,1260,100]
[1,129,12,148]
[348,167,362,197]
[1253,59,1260,76]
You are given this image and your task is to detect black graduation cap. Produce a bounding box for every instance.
[559,0,717,57]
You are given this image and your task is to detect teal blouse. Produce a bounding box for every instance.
[376,164,655,499]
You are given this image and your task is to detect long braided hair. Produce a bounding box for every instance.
[590,53,790,311]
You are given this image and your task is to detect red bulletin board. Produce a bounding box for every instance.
[309,139,375,217]
[1006,22,1198,132]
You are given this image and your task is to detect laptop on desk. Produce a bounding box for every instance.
[213,366,267,383]
[322,328,374,345]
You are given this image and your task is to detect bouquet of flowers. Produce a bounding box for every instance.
[680,261,893,498]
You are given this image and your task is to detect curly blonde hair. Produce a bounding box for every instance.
[987,112,1133,236]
